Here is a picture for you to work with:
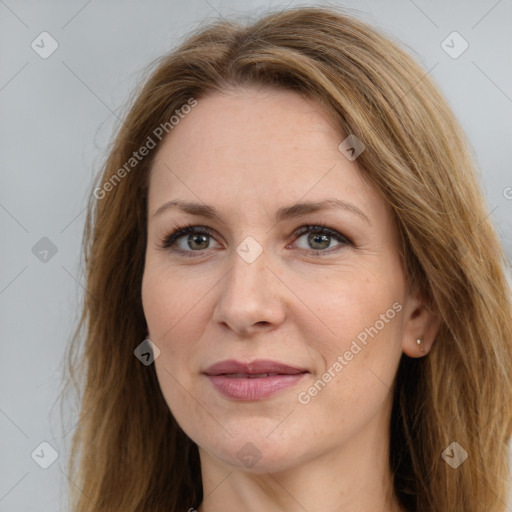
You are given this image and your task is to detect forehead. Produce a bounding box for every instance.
[147,87,382,222]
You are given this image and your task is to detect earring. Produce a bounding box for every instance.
[416,338,425,353]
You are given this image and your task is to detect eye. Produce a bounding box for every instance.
[159,222,219,257]
[159,222,353,258]
[290,224,352,256]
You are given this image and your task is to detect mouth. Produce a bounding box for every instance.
[219,372,294,378]
[204,359,308,376]
[203,359,309,400]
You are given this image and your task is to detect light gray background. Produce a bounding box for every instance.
[1,0,511,510]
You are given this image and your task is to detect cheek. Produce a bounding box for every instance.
[296,269,403,401]
[142,261,205,340]
[142,262,211,402]
[299,266,403,345]
[141,267,195,411]
[142,267,202,426]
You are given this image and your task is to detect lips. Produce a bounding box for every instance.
[203,359,309,400]
[204,359,308,377]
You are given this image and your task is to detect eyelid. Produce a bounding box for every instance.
[159,223,218,252]
[159,222,353,257]
[291,224,352,245]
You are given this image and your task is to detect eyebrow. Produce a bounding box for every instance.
[153,198,371,226]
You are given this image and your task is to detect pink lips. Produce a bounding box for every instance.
[204,359,308,400]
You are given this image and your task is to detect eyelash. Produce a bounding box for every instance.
[159,222,353,258]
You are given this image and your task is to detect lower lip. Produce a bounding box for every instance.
[207,373,308,400]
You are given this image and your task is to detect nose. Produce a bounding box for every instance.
[212,245,287,337]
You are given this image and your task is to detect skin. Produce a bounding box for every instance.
[141,86,441,512]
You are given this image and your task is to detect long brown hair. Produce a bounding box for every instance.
[62,5,512,511]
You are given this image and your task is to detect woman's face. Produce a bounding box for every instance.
[142,87,426,474]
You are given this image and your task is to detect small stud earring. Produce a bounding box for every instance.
[416,338,425,353]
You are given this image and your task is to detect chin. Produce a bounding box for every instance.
[198,429,305,474]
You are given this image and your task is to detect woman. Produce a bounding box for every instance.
[63,5,512,511]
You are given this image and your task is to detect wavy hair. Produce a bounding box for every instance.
[62,5,512,511]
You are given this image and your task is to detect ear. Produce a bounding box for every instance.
[401,290,441,358]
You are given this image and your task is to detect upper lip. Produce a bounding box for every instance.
[204,359,308,376]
